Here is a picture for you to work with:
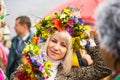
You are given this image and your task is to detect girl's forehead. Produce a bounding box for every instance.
[51,34,69,44]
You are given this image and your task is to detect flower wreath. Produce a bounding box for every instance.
[34,8,91,51]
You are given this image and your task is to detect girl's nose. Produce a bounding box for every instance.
[54,43,60,50]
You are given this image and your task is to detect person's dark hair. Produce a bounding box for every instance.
[16,16,31,30]
[96,0,120,68]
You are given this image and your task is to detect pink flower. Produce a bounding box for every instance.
[39,66,45,72]
[68,20,74,27]
[52,18,57,23]
[44,74,49,79]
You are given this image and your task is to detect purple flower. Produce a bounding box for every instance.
[41,51,46,58]
[40,38,44,43]
[72,16,84,25]
[38,56,43,62]
[72,16,78,22]
[37,60,42,66]
[86,41,90,48]
[31,56,37,65]
[78,19,83,24]
[38,78,44,80]
[31,56,42,66]
[66,27,75,36]
[48,27,52,32]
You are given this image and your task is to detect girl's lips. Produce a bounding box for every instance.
[50,49,59,55]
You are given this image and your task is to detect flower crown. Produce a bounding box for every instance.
[35,8,91,51]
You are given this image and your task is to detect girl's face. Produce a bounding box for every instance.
[47,34,68,61]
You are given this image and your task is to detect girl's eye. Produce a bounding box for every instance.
[61,43,67,47]
[51,39,57,43]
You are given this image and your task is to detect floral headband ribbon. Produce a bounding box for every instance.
[34,8,91,51]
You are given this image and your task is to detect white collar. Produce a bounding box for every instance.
[22,33,30,41]
[46,56,61,80]
[18,33,30,41]
[46,56,61,70]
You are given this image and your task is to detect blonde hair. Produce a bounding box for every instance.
[43,31,73,74]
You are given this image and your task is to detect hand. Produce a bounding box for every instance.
[82,53,93,65]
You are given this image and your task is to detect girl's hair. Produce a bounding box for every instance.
[43,31,73,74]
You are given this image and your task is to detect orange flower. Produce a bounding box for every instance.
[55,24,63,31]
[52,18,62,31]
[22,57,31,66]
[32,37,40,45]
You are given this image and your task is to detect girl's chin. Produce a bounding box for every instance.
[49,54,58,60]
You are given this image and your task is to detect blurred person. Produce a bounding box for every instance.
[3,40,11,57]
[6,16,34,79]
[0,32,8,72]
[0,31,8,80]
[0,67,6,80]
[96,0,120,79]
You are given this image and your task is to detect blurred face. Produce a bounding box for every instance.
[14,19,25,36]
[47,34,68,61]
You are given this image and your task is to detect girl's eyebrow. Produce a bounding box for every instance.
[51,37,56,40]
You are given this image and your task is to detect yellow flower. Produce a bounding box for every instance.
[34,22,41,29]
[85,25,91,32]
[36,49,41,55]
[22,45,30,55]
[30,72,34,78]
[80,33,85,39]
[26,65,32,73]
[79,25,84,30]
[72,38,75,44]
[45,16,52,21]
[63,8,71,15]
[45,61,53,69]
[22,57,28,65]
[33,46,41,55]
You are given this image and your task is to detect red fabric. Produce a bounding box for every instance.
[46,0,105,24]
[0,46,8,67]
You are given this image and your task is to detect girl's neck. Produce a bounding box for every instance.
[46,56,61,69]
